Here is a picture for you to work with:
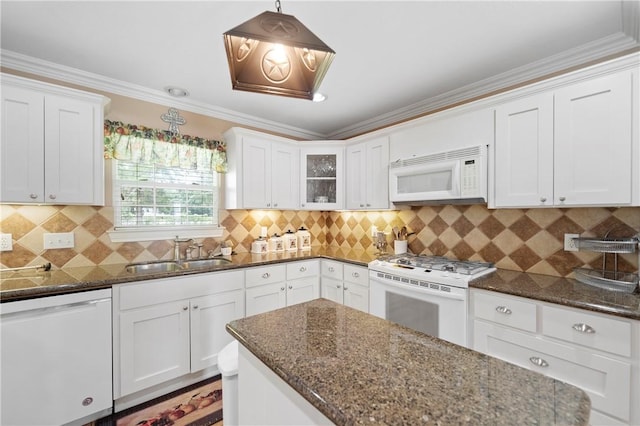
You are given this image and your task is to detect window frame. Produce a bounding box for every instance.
[106,159,224,243]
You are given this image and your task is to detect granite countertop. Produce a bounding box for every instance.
[470,269,640,321]
[0,247,378,302]
[226,298,591,425]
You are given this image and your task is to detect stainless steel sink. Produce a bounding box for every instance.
[125,261,183,274]
[180,258,232,269]
[125,258,232,274]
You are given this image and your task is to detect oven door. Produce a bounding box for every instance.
[369,273,468,347]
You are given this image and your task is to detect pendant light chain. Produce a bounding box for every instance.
[275,0,282,13]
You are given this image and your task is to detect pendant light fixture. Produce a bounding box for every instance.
[223,0,335,100]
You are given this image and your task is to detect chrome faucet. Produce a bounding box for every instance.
[173,236,194,261]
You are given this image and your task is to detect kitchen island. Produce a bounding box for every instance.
[226,298,591,425]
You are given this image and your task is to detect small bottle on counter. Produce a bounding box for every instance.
[283,230,297,251]
[268,233,284,252]
[297,227,311,250]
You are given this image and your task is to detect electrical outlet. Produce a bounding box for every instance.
[371,226,379,237]
[43,232,75,249]
[564,233,579,252]
[0,234,13,251]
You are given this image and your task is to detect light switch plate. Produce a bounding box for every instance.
[43,232,75,249]
[0,234,13,251]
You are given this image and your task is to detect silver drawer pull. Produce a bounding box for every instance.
[82,397,93,406]
[572,323,595,334]
[352,272,359,278]
[495,306,512,315]
[529,356,549,368]
[29,193,38,199]
[280,286,285,291]
[300,266,307,272]
[262,272,270,279]
[328,267,335,272]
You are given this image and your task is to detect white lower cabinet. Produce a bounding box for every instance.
[320,260,369,312]
[1,289,113,426]
[471,289,639,425]
[113,270,244,399]
[245,261,320,316]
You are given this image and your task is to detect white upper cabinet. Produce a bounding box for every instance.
[346,136,390,210]
[224,127,299,210]
[493,68,637,208]
[300,144,344,210]
[1,74,107,205]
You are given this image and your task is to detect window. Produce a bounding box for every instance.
[104,120,227,242]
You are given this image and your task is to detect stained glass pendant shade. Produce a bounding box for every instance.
[223,7,335,100]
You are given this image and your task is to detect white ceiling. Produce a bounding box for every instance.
[1,1,638,140]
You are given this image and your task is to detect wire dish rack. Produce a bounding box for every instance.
[572,235,639,293]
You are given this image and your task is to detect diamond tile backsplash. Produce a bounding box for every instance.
[1,204,638,279]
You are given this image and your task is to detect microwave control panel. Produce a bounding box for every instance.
[461,159,479,195]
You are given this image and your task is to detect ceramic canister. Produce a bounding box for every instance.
[297,227,311,250]
[268,234,284,252]
[251,237,268,254]
[283,230,298,251]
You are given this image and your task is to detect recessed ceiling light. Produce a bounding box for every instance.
[164,86,189,97]
[313,92,327,102]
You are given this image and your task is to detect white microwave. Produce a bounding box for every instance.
[389,145,487,205]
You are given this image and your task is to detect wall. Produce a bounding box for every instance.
[1,70,638,278]
[1,202,638,278]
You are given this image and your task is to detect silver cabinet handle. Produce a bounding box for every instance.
[352,272,360,278]
[572,323,595,334]
[266,203,271,207]
[300,266,307,272]
[49,194,56,200]
[495,306,512,315]
[540,197,547,203]
[280,286,285,291]
[559,196,566,202]
[337,284,341,289]
[29,193,38,199]
[193,305,198,309]
[274,203,278,207]
[366,204,371,207]
[288,285,293,290]
[359,204,364,207]
[262,272,270,279]
[82,397,93,406]
[328,266,335,272]
[183,306,188,311]
[344,286,349,290]
[529,356,549,368]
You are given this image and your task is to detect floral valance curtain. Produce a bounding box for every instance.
[103,120,227,173]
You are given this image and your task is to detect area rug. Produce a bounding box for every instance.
[106,376,223,426]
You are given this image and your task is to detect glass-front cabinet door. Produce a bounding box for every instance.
[300,146,344,210]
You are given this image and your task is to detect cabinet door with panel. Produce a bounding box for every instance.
[553,71,633,205]
[346,136,390,210]
[286,260,320,306]
[224,127,299,210]
[114,270,244,398]
[493,69,636,208]
[342,264,369,312]
[1,74,106,205]
[300,145,344,210]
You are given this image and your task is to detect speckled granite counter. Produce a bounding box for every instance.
[227,298,591,425]
[0,247,377,302]
[470,269,640,320]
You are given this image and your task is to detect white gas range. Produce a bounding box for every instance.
[368,254,495,347]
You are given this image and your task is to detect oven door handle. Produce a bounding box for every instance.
[369,277,467,301]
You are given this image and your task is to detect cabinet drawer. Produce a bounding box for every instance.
[542,305,631,357]
[472,291,537,332]
[286,260,319,280]
[343,264,368,287]
[474,320,631,421]
[245,265,286,287]
[321,260,343,279]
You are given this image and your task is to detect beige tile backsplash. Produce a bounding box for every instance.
[1,204,638,278]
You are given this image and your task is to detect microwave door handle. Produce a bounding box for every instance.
[451,161,461,197]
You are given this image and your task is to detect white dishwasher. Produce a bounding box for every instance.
[1,288,113,426]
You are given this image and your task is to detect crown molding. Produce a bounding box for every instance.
[0,50,326,140]
[329,30,639,139]
[2,22,639,141]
